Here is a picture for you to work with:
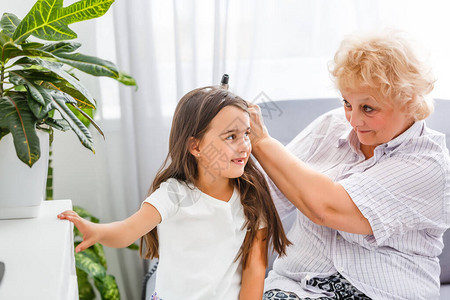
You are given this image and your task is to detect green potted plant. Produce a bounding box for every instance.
[0,0,138,298]
[72,206,139,300]
[0,0,136,219]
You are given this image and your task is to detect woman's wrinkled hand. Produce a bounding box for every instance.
[58,210,99,253]
[248,103,270,148]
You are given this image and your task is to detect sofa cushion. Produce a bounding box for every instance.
[429,100,450,285]
[440,230,450,284]
[262,98,341,145]
[440,283,450,300]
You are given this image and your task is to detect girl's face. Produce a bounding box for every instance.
[195,105,251,183]
[341,88,414,157]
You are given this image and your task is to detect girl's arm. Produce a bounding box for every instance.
[248,104,372,235]
[239,228,268,300]
[58,203,161,252]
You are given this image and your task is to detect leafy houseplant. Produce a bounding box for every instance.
[0,0,137,299]
[0,0,135,167]
[73,206,139,300]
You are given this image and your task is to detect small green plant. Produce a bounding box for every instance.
[73,206,139,300]
[0,0,136,167]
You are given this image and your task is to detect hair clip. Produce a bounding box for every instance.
[220,74,229,90]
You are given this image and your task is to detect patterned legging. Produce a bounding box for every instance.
[263,272,372,300]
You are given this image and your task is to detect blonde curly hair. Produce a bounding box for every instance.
[330,30,435,120]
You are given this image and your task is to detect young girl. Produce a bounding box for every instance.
[58,86,290,300]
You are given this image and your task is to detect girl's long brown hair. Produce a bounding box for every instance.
[140,86,290,266]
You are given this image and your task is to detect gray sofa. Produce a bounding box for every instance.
[262,98,450,300]
[143,98,450,299]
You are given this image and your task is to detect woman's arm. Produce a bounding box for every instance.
[239,228,268,300]
[249,104,372,235]
[58,202,161,252]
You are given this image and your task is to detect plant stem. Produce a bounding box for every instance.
[46,129,54,201]
[2,87,15,93]
[3,64,15,70]
[0,63,4,97]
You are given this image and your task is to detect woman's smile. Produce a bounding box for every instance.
[355,128,371,134]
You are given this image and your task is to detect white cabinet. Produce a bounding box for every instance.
[0,200,78,300]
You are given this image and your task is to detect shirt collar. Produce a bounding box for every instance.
[337,128,359,153]
[384,120,424,152]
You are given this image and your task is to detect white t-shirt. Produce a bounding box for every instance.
[143,178,247,300]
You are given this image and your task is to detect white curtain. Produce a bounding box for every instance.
[90,1,450,299]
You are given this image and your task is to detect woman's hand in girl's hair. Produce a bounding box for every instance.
[58,210,100,253]
[247,103,270,147]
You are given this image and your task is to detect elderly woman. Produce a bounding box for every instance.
[250,32,450,299]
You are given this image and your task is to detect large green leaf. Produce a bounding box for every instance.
[76,268,96,300]
[8,71,97,127]
[78,245,107,270]
[1,41,77,61]
[45,117,71,131]
[75,251,106,279]
[0,31,9,46]
[6,47,53,60]
[69,103,104,138]
[80,247,104,265]
[94,275,120,300]
[13,0,114,43]
[9,71,48,105]
[92,243,107,268]
[0,127,10,140]
[39,41,81,54]
[75,248,120,300]
[0,13,21,38]
[42,58,97,105]
[9,72,70,122]
[6,41,135,88]
[39,77,95,109]
[0,93,39,166]
[69,103,92,127]
[0,32,22,61]
[7,46,136,93]
[55,52,119,77]
[14,57,97,107]
[7,68,61,83]
[48,90,94,152]
[22,42,45,49]
[27,88,54,119]
[117,71,137,87]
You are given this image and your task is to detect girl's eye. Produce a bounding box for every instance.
[226,134,236,140]
[363,105,374,113]
[244,131,250,137]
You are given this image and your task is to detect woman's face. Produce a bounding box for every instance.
[341,88,414,157]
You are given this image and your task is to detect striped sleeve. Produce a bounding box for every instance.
[339,152,448,246]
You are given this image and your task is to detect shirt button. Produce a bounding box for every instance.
[338,267,344,273]
[305,275,311,280]
[336,234,342,240]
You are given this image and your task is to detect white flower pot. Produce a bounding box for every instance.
[0,130,49,219]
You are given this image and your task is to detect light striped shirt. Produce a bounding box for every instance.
[264,108,450,300]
